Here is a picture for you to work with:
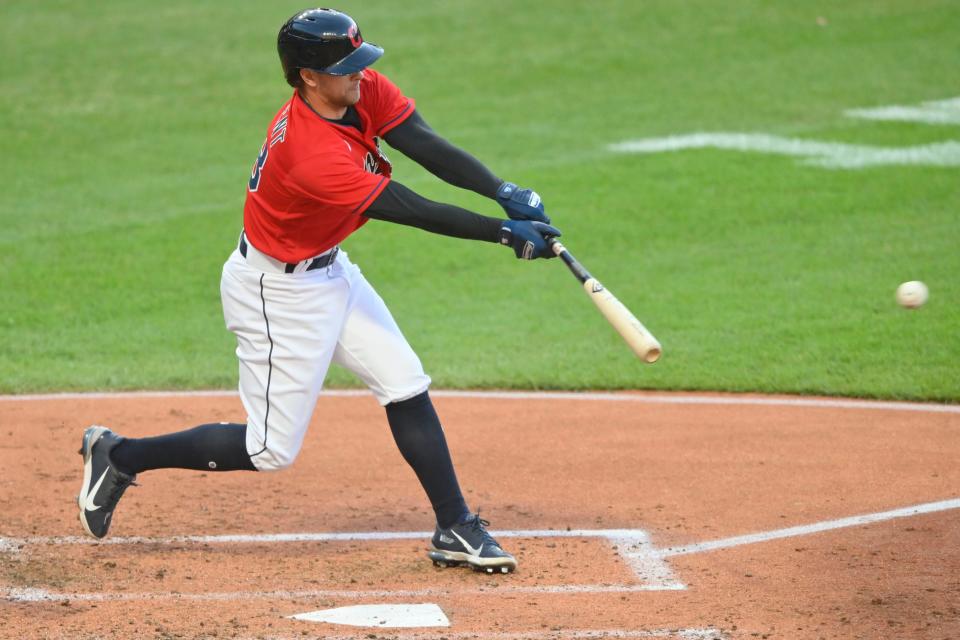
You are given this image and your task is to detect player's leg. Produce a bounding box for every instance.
[220,253,349,472]
[329,257,459,521]
[78,250,349,538]
[382,390,468,527]
[383,393,517,573]
[77,422,255,538]
[331,254,516,572]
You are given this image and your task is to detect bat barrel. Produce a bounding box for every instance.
[549,239,662,364]
[583,278,662,363]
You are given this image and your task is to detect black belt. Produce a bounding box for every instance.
[239,234,339,273]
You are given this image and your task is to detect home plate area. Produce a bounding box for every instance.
[287,604,723,639]
[290,603,451,628]
[278,527,685,633]
[3,528,715,638]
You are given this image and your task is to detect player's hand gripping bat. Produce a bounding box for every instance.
[547,238,662,363]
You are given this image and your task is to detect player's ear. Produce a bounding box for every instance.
[299,68,319,88]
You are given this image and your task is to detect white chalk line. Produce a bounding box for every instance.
[845,96,960,125]
[1,388,957,413]
[7,497,956,558]
[2,583,674,604]
[0,528,685,591]
[608,133,960,168]
[239,630,725,640]
[659,497,960,557]
[0,527,655,548]
[5,497,959,605]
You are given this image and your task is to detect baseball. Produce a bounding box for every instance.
[896,281,928,309]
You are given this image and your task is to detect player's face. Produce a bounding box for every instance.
[315,70,364,108]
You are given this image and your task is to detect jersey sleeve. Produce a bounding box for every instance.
[365,69,416,137]
[288,146,389,217]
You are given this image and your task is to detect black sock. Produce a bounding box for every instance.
[110,423,258,475]
[386,391,469,529]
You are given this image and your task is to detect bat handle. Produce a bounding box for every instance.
[547,237,565,256]
[548,237,593,284]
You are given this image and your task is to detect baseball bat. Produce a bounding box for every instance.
[548,239,662,363]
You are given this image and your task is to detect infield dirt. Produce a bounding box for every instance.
[1,392,958,639]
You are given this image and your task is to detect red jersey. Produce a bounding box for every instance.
[242,69,415,263]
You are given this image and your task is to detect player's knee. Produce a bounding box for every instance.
[250,446,299,471]
[377,380,432,407]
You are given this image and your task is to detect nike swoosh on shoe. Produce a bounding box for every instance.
[451,530,483,556]
[83,469,110,512]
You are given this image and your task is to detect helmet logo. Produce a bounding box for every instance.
[348,24,362,48]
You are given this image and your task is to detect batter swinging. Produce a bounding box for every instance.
[77,8,560,574]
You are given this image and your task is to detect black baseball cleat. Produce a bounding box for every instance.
[77,425,137,539]
[428,513,517,574]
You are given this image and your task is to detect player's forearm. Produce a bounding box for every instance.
[383,110,502,199]
[365,180,502,242]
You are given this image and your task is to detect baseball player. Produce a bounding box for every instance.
[77,8,559,575]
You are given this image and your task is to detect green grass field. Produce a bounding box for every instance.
[2,1,958,400]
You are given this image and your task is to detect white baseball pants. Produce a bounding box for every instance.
[220,246,431,471]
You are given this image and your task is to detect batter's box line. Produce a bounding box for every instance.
[0,528,685,591]
[3,583,676,604]
[5,497,957,587]
[656,497,960,557]
[238,630,727,640]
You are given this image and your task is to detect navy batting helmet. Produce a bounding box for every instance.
[278,8,384,85]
